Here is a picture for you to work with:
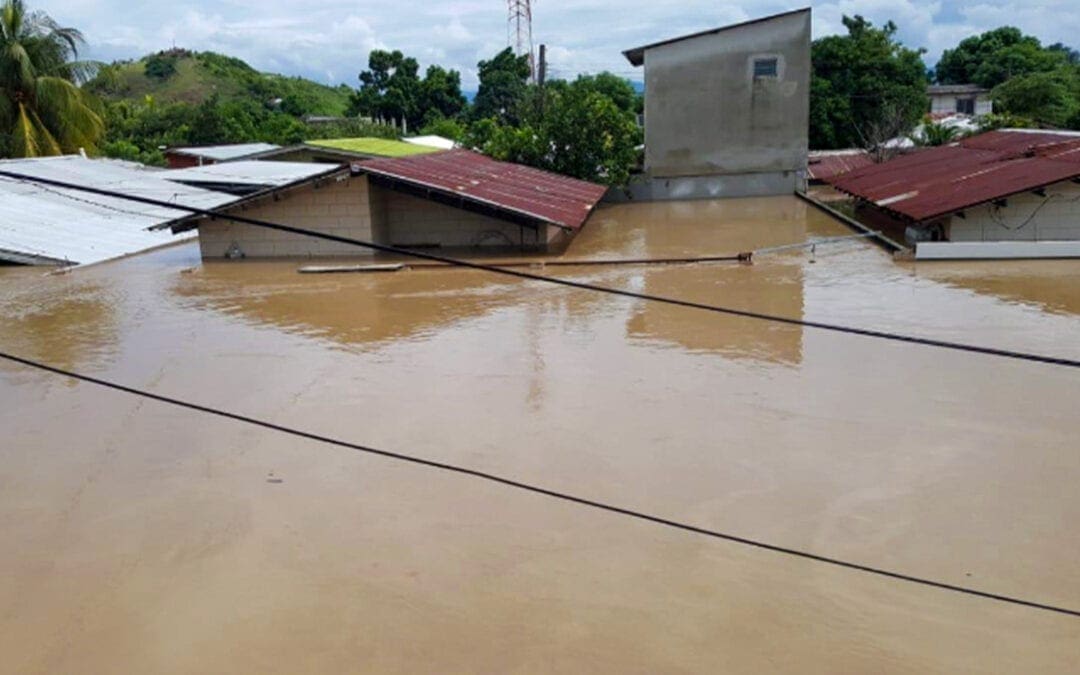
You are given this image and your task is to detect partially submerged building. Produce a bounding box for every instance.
[0,156,232,267]
[829,129,1080,259]
[180,150,608,259]
[623,8,811,200]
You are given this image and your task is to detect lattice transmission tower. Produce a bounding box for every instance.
[507,0,535,82]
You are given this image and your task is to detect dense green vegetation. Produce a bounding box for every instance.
[809,16,929,151]
[0,0,103,156]
[7,0,1080,179]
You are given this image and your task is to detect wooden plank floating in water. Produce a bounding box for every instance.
[298,263,407,274]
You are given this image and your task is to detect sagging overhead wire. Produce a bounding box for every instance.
[1,170,1078,370]
[0,348,1077,619]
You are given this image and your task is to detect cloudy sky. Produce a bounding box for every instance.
[37,1,1080,88]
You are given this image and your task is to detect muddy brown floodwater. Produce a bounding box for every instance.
[2,197,1079,674]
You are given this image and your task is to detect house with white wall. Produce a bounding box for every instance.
[828,129,1080,259]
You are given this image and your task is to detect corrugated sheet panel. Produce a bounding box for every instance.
[807,150,873,181]
[829,131,1080,221]
[164,161,343,187]
[356,150,608,230]
[167,143,281,161]
[0,156,235,267]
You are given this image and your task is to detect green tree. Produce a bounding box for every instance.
[417,64,466,125]
[144,52,177,81]
[349,49,422,128]
[0,0,103,157]
[468,74,640,185]
[809,15,928,150]
[936,27,1069,88]
[913,118,961,146]
[471,47,531,124]
[991,69,1079,128]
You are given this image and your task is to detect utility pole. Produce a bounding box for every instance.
[538,44,547,88]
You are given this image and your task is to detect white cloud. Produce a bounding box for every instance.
[34,0,1080,87]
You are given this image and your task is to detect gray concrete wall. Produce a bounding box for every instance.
[198,175,375,259]
[641,9,810,194]
[373,185,566,250]
[949,181,1080,242]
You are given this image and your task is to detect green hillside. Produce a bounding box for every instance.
[87,49,353,117]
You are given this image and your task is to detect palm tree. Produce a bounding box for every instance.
[0,0,103,157]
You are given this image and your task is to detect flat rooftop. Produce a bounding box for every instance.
[2,196,1079,672]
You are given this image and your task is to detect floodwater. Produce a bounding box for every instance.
[1,196,1079,674]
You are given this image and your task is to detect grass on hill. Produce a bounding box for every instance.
[88,50,353,117]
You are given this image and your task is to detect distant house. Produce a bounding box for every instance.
[927,84,992,117]
[164,143,282,168]
[828,129,1080,259]
[622,8,811,200]
[171,151,608,259]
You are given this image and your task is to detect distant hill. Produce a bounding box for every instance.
[87,49,354,117]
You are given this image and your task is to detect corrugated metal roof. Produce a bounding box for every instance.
[828,130,1080,222]
[623,7,810,66]
[167,143,281,161]
[807,150,873,181]
[927,84,988,95]
[355,150,608,230]
[164,161,344,188]
[0,156,235,267]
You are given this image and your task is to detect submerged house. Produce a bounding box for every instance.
[172,150,608,259]
[829,129,1080,259]
[0,156,233,267]
[622,8,811,200]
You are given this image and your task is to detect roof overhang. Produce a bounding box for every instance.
[622,7,811,66]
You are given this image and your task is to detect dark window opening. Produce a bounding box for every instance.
[956,98,975,115]
[753,58,778,79]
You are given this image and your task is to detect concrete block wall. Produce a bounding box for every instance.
[641,9,810,185]
[949,181,1080,242]
[198,175,375,259]
[375,186,559,250]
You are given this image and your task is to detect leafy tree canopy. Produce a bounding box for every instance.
[809,15,928,150]
[471,47,531,125]
[0,0,103,157]
[348,50,466,131]
[936,27,1070,89]
[468,73,640,185]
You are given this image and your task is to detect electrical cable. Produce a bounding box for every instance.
[0,348,1077,619]
[2,169,1078,369]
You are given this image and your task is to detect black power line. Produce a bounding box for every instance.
[1,348,1077,619]
[2,169,1079,370]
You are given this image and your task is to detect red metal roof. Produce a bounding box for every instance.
[829,130,1080,222]
[807,150,874,181]
[355,150,608,230]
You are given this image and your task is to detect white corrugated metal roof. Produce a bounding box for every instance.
[167,143,281,161]
[0,156,236,267]
[402,135,457,150]
[163,161,343,187]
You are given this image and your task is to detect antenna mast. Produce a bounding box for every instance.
[507,0,535,82]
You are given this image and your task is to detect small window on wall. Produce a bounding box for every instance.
[753,58,779,79]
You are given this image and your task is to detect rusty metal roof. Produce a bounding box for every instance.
[355,150,608,230]
[807,150,873,181]
[828,130,1080,222]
